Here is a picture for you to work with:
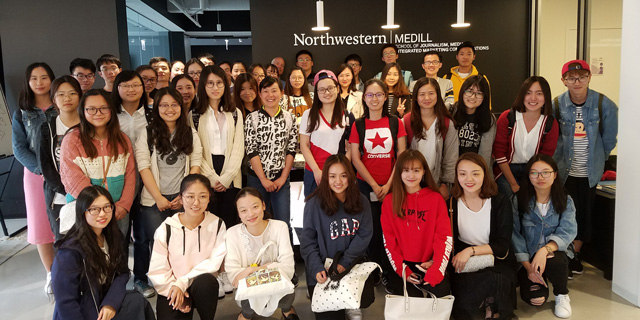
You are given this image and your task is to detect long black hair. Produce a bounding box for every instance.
[112,70,148,113]
[362,78,390,119]
[452,75,493,133]
[516,154,568,215]
[149,87,194,156]
[410,77,451,140]
[76,89,129,159]
[194,65,234,115]
[307,71,345,132]
[57,185,127,291]
[18,62,55,111]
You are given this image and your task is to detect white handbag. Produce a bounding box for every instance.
[235,241,294,317]
[311,253,381,313]
[384,264,455,320]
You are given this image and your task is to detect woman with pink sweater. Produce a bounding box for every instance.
[59,89,136,239]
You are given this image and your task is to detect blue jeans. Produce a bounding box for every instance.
[133,193,180,283]
[303,169,317,198]
[246,175,291,229]
[496,163,527,199]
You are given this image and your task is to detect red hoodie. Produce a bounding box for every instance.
[381,188,453,285]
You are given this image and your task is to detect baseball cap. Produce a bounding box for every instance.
[313,70,337,86]
[562,60,590,76]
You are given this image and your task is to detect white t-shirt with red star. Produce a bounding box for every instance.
[349,116,407,185]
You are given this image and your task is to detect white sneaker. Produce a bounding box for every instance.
[346,308,362,320]
[217,276,226,299]
[220,272,234,293]
[44,272,53,296]
[554,294,572,318]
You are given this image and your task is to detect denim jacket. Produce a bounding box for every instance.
[511,196,578,263]
[11,106,57,174]
[552,89,618,187]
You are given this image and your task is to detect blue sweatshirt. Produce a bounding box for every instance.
[300,193,373,286]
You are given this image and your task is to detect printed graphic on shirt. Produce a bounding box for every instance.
[458,121,481,152]
[280,95,312,118]
[364,128,392,157]
[402,207,427,222]
[245,110,298,180]
[330,218,361,240]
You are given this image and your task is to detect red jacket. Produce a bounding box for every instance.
[492,110,559,179]
[381,188,452,285]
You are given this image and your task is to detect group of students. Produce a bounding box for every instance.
[11,41,617,320]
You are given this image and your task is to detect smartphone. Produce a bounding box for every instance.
[370,191,378,202]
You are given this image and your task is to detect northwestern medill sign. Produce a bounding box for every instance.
[250,0,531,112]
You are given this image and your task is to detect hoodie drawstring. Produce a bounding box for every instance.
[197,226,202,252]
[181,226,186,255]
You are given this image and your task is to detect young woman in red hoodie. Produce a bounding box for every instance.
[381,149,452,296]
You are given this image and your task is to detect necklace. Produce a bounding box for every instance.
[462,196,485,212]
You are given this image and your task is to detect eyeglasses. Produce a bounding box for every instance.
[55,91,79,99]
[564,76,589,84]
[529,171,555,179]
[252,73,266,80]
[463,90,484,98]
[188,71,202,77]
[100,67,119,74]
[182,194,209,204]
[85,107,110,115]
[159,103,181,109]
[142,77,157,84]
[364,92,385,99]
[382,52,397,57]
[74,74,95,81]
[290,76,304,81]
[85,204,113,216]
[118,83,143,90]
[422,60,441,66]
[348,63,361,69]
[297,58,311,62]
[206,81,225,89]
[317,85,337,94]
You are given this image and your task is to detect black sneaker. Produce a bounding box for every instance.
[569,253,584,275]
[567,267,573,280]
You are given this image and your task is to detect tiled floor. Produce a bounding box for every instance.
[1,244,639,319]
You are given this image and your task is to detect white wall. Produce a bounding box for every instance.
[612,0,640,307]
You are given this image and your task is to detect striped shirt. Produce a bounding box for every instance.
[569,105,589,177]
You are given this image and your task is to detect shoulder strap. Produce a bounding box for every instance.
[165,223,171,247]
[388,115,399,156]
[253,240,278,265]
[355,117,366,156]
[598,93,604,135]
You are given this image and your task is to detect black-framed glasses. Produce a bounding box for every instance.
[564,76,589,84]
[188,71,202,77]
[118,83,143,90]
[85,204,114,216]
[422,60,441,66]
[529,171,555,179]
[85,107,110,115]
[463,90,484,98]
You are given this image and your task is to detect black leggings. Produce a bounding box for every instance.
[156,273,219,320]
[518,251,569,305]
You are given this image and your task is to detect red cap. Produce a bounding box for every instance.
[313,70,337,86]
[562,60,590,76]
